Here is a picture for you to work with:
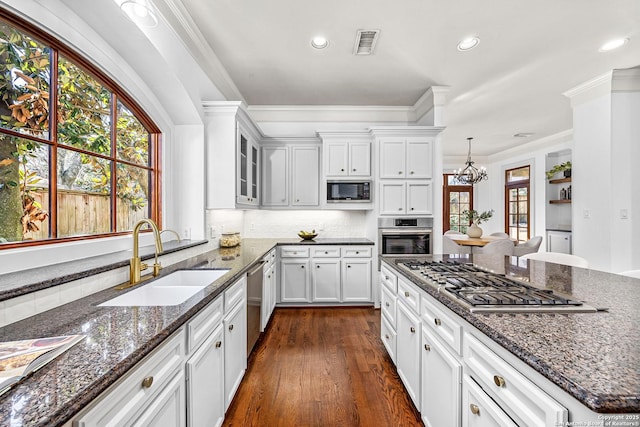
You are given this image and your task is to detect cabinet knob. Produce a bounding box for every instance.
[385,302,390,307]
[410,170,414,175]
[410,207,414,211]
[470,404,480,415]
[404,291,410,297]
[296,199,300,202]
[385,276,389,280]
[317,265,320,268]
[424,344,430,352]
[385,334,390,340]
[398,171,402,174]
[141,376,154,389]
[325,251,328,254]
[341,168,345,172]
[493,375,506,387]
[434,318,442,326]
[410,326,416,333]
[352,168,356,172]
[301,265,305,269]
[356,251,359,254]
[347,265,351,268]
[398,207,402,211]
[215,341,222,348]
[229,324,234,331]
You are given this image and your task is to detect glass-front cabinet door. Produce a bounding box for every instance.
[237,125,259,206]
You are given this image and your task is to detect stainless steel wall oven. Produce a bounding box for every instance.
[378,217,433,258]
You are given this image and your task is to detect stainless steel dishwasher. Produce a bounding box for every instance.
[246,261,264,355]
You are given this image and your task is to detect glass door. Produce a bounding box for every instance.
[443,174,473,233]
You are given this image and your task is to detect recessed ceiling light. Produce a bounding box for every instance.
[514,132,535,138]
[457,37,480,51]
[599,38,629,52]
[311,37,329,49]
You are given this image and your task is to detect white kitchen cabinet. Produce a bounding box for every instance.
[462,376,518,427]
[224,277,247,411]
[262,143,320,208]
[73,330,185,427]
[379,138,433,179]
[280,259,311,303]
[185,324,224,427]
[311,258,341,302]
[421,327,462,427]
[381,314,397,364]
[237,127,259,206]
[262,249,277,330]
[341,258,371,302]
[262,146,289,206]
[380,181,433,215]
[291,145,320,206]
[204,102,262,209]
[396,299,421,410]
[464,332,567,427]
[325,141,371,178]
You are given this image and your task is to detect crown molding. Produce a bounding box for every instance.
[611,67,640,92]
[247,104,415,123]
[563,71,613,107]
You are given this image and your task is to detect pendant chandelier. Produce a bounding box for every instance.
[455,137,488,185]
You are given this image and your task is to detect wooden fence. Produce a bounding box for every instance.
[26,188,147,240]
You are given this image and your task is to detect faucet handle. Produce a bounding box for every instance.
[153,263,162,277]
[140,262,149,271]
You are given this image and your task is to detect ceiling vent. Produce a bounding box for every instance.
[353,30,380,55]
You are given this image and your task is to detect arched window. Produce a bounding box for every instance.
[0,12,161,248]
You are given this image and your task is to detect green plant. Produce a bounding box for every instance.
[462,209,494,225]
[545,161,572,179]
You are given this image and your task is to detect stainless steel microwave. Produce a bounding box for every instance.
[326,181,371,203]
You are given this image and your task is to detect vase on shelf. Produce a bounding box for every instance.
[467,221,483,238]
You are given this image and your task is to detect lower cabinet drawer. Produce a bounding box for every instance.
[464,333,568,427]
[74,329,185,427]
[342,246,372,257]
[224,275,247,312]
[187,296,223,352]
[380,315,397,365]
[380,285,397,328]
[280,246,310,258]
[421,295,462,356]
[462,375,518,427]
[311,246,341,258]
[380,264,398,293]
[397,276,420,315]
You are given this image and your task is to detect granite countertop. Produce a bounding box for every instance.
[0,237,373,426]
[383,254,640,414]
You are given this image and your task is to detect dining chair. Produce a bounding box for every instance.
[444,230,467,237]
[512,236,543,257]
[619,270,640,279]
[489,232,510,239]
[472,238,514,256]
[519,252,589,268]
[442,235,471,254]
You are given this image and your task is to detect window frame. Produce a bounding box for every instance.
[443,173,474,233]
[0,11,161,250]
[504,165,530,242]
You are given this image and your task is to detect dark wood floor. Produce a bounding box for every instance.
[223,307,423,427]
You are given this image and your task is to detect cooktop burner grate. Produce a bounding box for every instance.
[398,260,596,312]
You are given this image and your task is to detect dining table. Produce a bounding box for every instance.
[450,235,518,247]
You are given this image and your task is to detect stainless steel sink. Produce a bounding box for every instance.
[99,269,230,307]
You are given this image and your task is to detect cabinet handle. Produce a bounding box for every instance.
[410,326,416,333]
[470,404,480,415]
[410,207,414,210]
[493,375,506,387]
[404,291,410,297]
[296,199,300,202]
[141,376,154,389]
[325,251,328,254]
[385,276,389,280]
[352,168,356,171]
[356,251,359,254]
[229,324,234,331]
[317,265,320,268]
[301,265,305,269]
[215,341,222,348]
[341,168,345,171]
[385,302,390,307]
[398,207,402,211]
[434,318,442,326]
[385,334,390,339]
[424,344,430,352]
[347,265,351,268]
[398,171,402,174]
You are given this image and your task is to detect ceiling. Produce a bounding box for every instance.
[175,0,640,156]
[50,0,640,156]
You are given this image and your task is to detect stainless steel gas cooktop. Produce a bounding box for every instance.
[398,260,597,313]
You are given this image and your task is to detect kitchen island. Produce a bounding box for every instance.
[0,237,373,427]
[380,254,639,426]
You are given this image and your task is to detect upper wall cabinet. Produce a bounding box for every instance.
[262,140,320,209]
[320,133,372,179]
[204,102,262,209]
[379,138,433,179]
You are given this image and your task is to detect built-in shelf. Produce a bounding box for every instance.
[549,177,572,184]
[549,199,571,204]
